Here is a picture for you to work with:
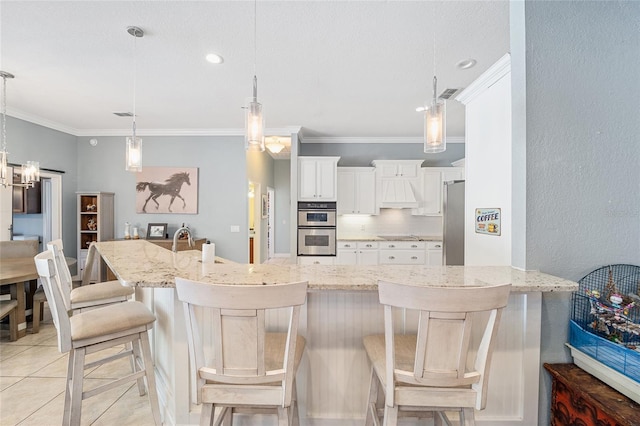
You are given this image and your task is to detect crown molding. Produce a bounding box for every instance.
[8,108,78,136]
[300,136,465,144]
[455,53,511,105]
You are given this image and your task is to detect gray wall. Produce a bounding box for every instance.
[7,117,78,255]
[274,160,291,254]
[513,1,640,423]
[77,135,249,262]
[300,142,465,167]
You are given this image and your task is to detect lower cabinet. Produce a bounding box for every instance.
[297,256,336,265]
[426,241,443,266]
[336,241,379,265]
[379,241,426,265]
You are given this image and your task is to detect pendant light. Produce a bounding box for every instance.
[423,5,446,154]
[126,26,143,172]
[0,71,40,189]
[266,137,284,154]
[245,0,265,152]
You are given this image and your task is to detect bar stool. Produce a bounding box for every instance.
[32,239,135,332]
[175,277,307,426]
[34,250,161,426]
[363,281,511,426]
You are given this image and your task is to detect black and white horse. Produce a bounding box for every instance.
[136,172,191,213]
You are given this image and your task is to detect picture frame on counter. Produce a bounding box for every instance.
[146,223,168,239]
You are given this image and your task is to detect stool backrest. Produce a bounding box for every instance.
[46,239,72,310]
[0,240,38,259]
[34,250,72,353]
[377,281,511,410]
[175,278,307,406]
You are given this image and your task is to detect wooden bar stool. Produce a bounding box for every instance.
[176,277,308,426]
[34,250,161,426]
[363,281,511,426]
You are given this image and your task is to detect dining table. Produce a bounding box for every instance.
[0,256,76,339]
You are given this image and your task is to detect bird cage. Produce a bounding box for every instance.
[570,264,640,383]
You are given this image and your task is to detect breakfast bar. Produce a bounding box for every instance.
[89,240,578,425]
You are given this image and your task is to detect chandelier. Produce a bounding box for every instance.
[0,71,40,189]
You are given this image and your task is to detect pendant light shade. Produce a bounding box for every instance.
[0,71,40,188]
[126,26,143,172]
[245,77,265,152]
[424,77,446,153]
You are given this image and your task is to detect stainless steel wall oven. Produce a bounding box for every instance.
[297,201,336,256]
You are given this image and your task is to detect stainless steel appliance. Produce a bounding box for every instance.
[297,201,336,256]
[442,180,465,265]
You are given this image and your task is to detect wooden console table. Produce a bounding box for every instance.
[544,363,640,426]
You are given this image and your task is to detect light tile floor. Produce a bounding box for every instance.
[0,321,157,425]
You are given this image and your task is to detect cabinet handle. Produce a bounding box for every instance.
[411,256,418,260]
[411,244,418,248]
[435,245,441,248]
[388,256,395,260]
[313,261,320,264]
[389,244,395,248]
[366,244,372,248]
[345,244,351,248]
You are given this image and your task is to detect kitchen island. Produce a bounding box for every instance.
[89,240,578,425]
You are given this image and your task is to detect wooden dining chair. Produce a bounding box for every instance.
[363,281,512,426]
[31,239,135,332]
[0,240,39,332]
[0,299,18,341]
[34,250,161,426]
[175,277,308,426]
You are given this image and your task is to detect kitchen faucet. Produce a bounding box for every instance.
[172,225,194,252]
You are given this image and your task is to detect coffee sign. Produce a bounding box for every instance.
[475,208,501,236]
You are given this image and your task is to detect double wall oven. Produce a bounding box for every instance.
[297,201,336,256]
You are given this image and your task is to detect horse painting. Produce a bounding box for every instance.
[136,171,192,213]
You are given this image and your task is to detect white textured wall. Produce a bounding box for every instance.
[513,1,640,424]
[461,64,512,266]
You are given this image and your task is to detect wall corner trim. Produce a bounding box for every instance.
[456,53,511,105]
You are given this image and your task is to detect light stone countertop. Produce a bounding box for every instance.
[93,240,577,293]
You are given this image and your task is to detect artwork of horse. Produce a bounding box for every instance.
[136,171,192,213]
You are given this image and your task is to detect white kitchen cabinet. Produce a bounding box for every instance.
[336,241,379,265]
[378,241,426,265]
[373,160,421,178]
[297,256,336,265]
[426,241,443,266]
[337,167,376,215]
[418,167,464,216]
[298,157,340,201]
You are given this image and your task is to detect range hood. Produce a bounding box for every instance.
[379,179,418,208]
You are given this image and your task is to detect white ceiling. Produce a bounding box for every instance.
[0,1,510,140]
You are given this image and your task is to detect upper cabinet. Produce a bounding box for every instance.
[416,167,464,216]
[374,160,421,178]
[298,156,340,201]
[337,167,376,215]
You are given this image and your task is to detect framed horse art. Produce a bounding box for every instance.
[135,167,198,214]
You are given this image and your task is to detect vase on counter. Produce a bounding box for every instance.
[124,222,131,240]
[133,227,140,239]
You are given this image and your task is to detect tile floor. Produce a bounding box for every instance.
[0,321,157,425]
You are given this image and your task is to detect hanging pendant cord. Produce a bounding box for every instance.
[253,0,258,100]
[132,30,137,139]
[1,75,6,152]
[432,1,437,103]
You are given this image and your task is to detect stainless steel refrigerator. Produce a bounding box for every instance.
[442,180,465,265]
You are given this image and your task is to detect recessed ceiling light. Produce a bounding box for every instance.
[205,53,224,64]
[456,59,477,70]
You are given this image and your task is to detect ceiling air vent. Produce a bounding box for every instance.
[113,112,133,117]
[438,88,462,100]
